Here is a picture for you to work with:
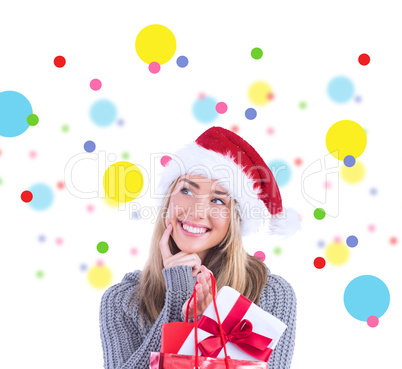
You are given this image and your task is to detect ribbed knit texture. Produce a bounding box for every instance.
[99,264,297,369]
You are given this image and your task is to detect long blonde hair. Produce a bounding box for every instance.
[128,176,268,331]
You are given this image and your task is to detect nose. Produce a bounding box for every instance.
[190,197,211,219]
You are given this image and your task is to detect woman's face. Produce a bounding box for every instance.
[165,174,231,263]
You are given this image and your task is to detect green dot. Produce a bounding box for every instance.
[299,101,307,109]
[273,246,282,255]
[314,208,326,220]
[61,124,70,133]
[0,178,3,186]
[36,270,45,278]
[27,114,39,126]
[97,241,109,254]
[122,151,130,160]
[251,47,263,60]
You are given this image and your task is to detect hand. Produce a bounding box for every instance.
[159,223,202,278]
[182,265,217,320]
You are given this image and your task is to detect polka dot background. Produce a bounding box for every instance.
[1,6,401,369]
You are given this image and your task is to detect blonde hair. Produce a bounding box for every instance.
[128,175,268,331]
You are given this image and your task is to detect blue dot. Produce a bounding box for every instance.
[355,95,362,103]
[346,235,358,247]
[267,159,291,187]
[117,118,124,126]
[0,91,32,137]
[28,183,54,211]
[84,140,96,153]
[370,187,377,196]
[245,108,257,120]
[344,155,356,167]
[90,99,117,127]
[79,263,88,272]
[38,234,46,242]
[177,56,189,68]
[317,240,325,248]
[344,275,390,321]
[193,96,218,124]
[328,76,355,103]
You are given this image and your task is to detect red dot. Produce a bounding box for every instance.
[231,125,239,133]
[294,158,303,166]
[21,190,33,203]
[358,54,370,66]
[267,92,275,100]
[54,56,66,68]
[390,236,398,245]
[314,257,326,269]
[56,181,64,190]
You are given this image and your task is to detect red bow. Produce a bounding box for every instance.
[196,294,274,362]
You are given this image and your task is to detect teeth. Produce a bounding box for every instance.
[181,222,208,234]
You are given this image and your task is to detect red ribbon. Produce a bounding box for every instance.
[196,294,274,362]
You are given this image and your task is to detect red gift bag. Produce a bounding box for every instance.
[152,272,268,369]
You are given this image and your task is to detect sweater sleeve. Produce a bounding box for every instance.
[260,274,297,369]
[99,265,197,369]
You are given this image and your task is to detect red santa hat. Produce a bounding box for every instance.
[156,126,301,237]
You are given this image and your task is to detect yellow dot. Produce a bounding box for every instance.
[103,161,144,203]
[340,160,365,184]
[325,241,350,265]
[326,120,367,160]
[87,264,112,289]
[135,24,176,65]
[248,81,273,106]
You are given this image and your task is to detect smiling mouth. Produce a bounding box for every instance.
[178,220,211,233]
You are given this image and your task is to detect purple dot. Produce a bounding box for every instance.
[318,240,325,247]
[38,234,46,242]
[370,187,377,196]
[177,56,188,68]
[355,95,362,103]
[344,155,356,167]
[79,263,88,272]
[346,235,358,247]
[245,108,257,120]
[84,140,96,153]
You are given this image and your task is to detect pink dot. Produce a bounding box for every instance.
[367,315,379,327]
[96,259,104,266]
[90,79,102,91]
[324,181,332,189]
[231,124,239,133]
[161,155,172,167]
[294,158,303,166]
[198,92,206,99]
[368,224,376,232]
[334,235,341,243]
[149,62,160,74]
[29,150,37,159]
[267,92,275,100]
[55,237,63,246]
[216,102,228,114]
[267,127,275,135]
[254,251,265,262]
[56,181,64,190]
[87,204,94,212]
[130,247,139,256]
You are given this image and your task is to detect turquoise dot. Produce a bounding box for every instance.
[344,275,390,321]
[0,91,32,137]
[90,99,117,127]
[267,159,291,187]
[328,76,355,103]
[28,183,54,211]
[192,96,218,124]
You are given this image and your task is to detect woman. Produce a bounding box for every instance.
[99,126,300,369]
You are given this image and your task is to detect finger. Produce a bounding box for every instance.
[198,273,209,297]
[159,224,173,260]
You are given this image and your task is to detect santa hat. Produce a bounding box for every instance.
[156,126,301,237]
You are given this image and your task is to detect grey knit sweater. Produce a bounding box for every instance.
[99,264,297,369]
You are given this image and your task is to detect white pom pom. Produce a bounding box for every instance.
[266,207,302,238]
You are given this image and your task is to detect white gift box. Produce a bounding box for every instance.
[178,286,288,362]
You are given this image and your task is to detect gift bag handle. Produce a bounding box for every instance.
[185,271,230,369]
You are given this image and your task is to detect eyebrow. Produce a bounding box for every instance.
[179,178,229,196]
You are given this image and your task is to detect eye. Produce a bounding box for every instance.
[180,187,226,205]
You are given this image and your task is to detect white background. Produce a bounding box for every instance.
[1,0,401,368]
